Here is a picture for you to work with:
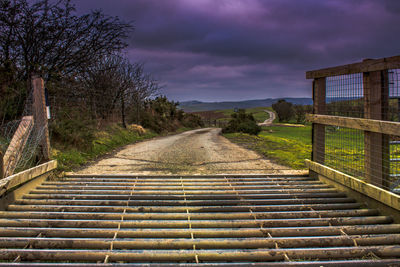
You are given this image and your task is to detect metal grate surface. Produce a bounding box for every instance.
[0,175,400,266]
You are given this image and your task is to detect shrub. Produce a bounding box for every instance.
[182,113,204,128]
[139,97,204,133]
[50,108,95,149]
[272,99,294,122]
[222,109,261,135]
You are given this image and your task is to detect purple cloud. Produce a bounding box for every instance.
[71,0,400,101]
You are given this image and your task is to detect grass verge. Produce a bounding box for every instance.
[224,125,311,169]
[53,124,158,172]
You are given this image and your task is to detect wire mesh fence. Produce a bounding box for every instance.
[326,73,364,118]
[311,65,400,194]
[0,80,48,178]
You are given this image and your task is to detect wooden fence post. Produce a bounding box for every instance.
[312,77,326,164]
[0,151,3,179]
[363,70,390,187]
[32,75,51,161]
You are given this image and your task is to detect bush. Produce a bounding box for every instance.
[139,97,204,133]
[272,99,294,122]
[51,116,95,149]
[222,109,261,135]
[182,113,204,128]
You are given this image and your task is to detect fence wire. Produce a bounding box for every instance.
[389,69,400,192]
[318,69,400,193]
[324,126,365,179]
[326,73,364,118]
[0,89,46,177]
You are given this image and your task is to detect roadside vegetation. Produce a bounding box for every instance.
[222,109,261,135]
[54,124,157,172]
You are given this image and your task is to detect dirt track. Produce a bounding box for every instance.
[77,128,303,175]
[258,110,276,126]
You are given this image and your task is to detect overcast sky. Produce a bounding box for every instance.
[71,0,400,102]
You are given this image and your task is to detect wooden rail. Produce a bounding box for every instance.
[306,160,400,212]
[306,55,400,79]
[306,114,400,136]
[0,160,57,197]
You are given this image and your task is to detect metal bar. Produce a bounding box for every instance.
[1,234,399,249]
[28,188,338,195]
[64,174,310,178]
[1,224,399,239]
[1,260,399,266]
[21,192,347,200]
[0,216,392,228]
[1,246,400,262]
[46,177,318,185]
[37,183,327,191]
[0,209,379,220]
[60,176,314,182]
[6,203,363,212]
[41,181,321,187]
[13,197,356,206]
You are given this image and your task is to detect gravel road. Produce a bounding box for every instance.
[77,128,303,175]
[258,110,276,126]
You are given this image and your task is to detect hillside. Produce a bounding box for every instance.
[179,98,312,112]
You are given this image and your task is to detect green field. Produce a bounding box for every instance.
[194,107,270,124]
[221,107,270,123]
[226,124,400,185]
[224,125,312,169]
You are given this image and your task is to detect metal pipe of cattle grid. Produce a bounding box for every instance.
[60,176,311,182]
[6,203,363,212]
[13,197,356,206]
[28,188,340,195]
[0,209,379,220]
[34,184,331,191]
[1,225,400,239]
[1,246,400,262]
[2,173,400,265]
[1,234,400,249]
[0,216,392,228]
[41,180,320,186]
[44,177,317,182]
[21,192,348,200]
[2,260,400,267]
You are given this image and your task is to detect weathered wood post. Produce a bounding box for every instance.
[363,69,390,187]
[0,151,3,179]
[32,75,51,161]
[312,77,326,164]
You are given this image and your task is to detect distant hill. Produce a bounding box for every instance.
[179,98,313,112]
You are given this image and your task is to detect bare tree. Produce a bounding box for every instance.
[126,67,160,124]
[0,0,132,81]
